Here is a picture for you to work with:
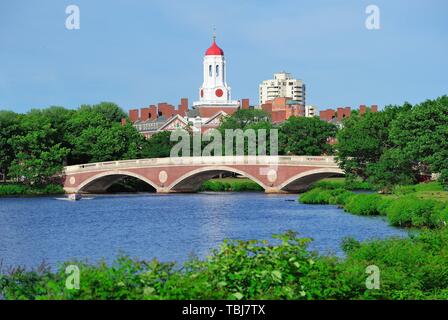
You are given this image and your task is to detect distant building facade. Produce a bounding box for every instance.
[260,98,316,123]
[319,105,378,126]
[127,98,192,138]
[259,72,306,106]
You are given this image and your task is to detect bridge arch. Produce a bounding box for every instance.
[278,168,344,192]
[166,166,269,192]
[76,170,159,193]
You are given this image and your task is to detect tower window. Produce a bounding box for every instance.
[216,65,219,77]
[209,65,212,77]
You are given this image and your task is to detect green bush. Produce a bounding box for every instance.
[339,228,448,299]
[0,184,64,196]
[344,194,383,216]
[3,229,448,300]
[386,196,446,228]
[0,184,28,196]
[200,179,263,192]
[376,197,394,216]
[300,181,448,228]
[313,180,345,190]
[300,188,356,206]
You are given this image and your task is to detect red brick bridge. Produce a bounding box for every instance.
[63,156,343,194]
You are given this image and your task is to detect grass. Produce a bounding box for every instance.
[312,177,374,191]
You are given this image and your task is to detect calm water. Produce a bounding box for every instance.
[0,193,408,269]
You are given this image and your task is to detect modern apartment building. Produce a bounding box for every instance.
[259,72,306,105]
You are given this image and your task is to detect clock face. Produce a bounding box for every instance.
[215,88,223,97]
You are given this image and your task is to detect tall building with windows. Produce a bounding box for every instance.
[259,72,306,105]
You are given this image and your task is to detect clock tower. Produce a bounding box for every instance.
[193,35,239,110]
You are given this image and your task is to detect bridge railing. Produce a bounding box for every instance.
[64,156,338,173]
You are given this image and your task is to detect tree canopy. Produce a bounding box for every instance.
[279,116,337,156]
[336,96,448,191]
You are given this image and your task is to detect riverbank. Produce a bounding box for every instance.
[299,181,448,228]
[0,184,64,197]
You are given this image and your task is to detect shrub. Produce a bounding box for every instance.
[386,196,446,228]
[0,184,28,196]
[376,197,395,216]
[0,184,63,196]
[2,229,448,300]
[200,179,263,192]
[313,180,345,190]
[344,194,383,216]
[299,188,354,206]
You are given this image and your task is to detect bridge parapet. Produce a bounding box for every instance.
[64,156,338,174]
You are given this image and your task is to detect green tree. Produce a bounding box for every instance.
[219,109,270,130]
[141,131,177,158]
[67,102,140,164]
[0,111,22,181]
[8,113,69,185]
[365,148,416,192]
[71,123,146,163]
[279,116,337,156]
[389,96,448,189]
[335,105,409,180]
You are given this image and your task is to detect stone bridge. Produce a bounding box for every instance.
[63,156,343,194]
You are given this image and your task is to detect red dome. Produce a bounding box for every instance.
[205,40,224,56]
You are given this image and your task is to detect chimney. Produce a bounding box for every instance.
[359,105,367,115]
[337,107,344,121]
[178,98,189,115]
[344,107,351,118]
[241,98,250,110]
[371,105,378,112]
[149,105,157,120]
[141,108,150,121]
[129,109,139,122]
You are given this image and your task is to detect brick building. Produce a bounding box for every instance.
[319,105,378,125]
[261,97,316,124]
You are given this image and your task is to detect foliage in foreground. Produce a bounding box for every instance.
[1,229,448,300]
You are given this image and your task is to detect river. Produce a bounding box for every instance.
[0,192,408,269]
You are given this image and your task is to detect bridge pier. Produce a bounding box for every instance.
[264,187,287,194]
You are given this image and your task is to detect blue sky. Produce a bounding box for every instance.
[0,0,447,113]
